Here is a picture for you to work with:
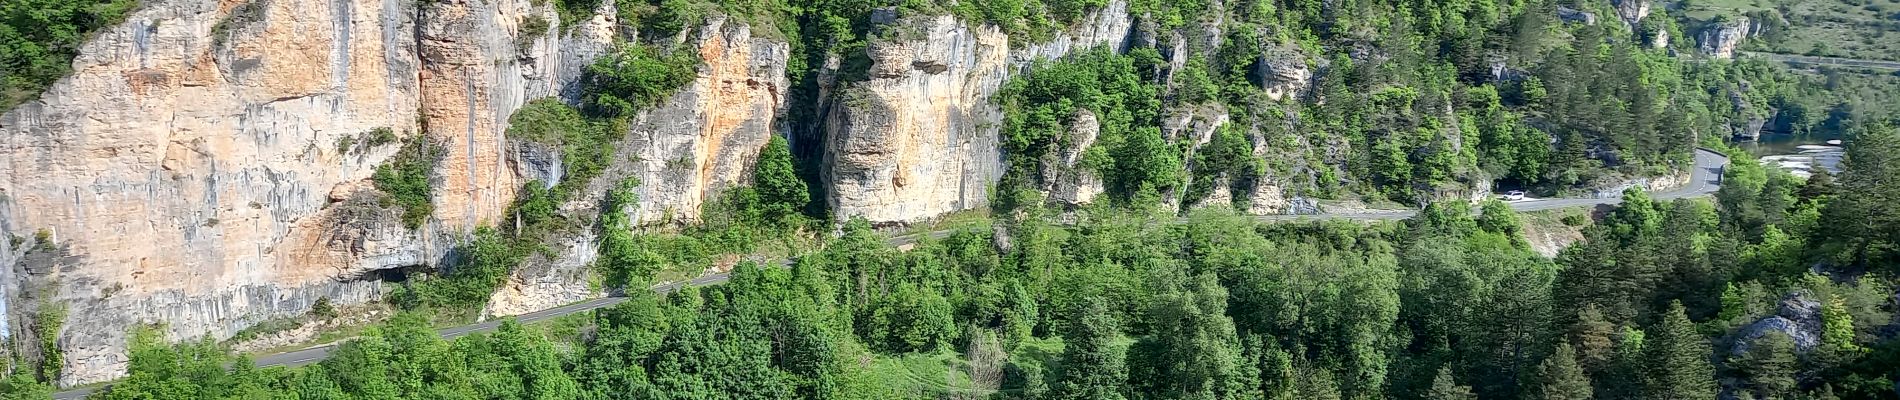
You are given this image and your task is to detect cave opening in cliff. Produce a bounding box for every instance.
[375,266,418,283]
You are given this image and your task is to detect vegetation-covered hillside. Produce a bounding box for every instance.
[42,122,1900,400]
[4,0,1900,396]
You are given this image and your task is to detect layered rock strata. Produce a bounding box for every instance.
[0,0,613,385]
[487,17,791,316]
[823,2,1133,224]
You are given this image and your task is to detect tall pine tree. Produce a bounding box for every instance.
[1642,302,1717,400]
[1533,343,1593,400]
[1052,299,1128,400]
[1424,367,1476,400]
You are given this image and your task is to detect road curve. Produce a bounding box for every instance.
[51,149,1727,400]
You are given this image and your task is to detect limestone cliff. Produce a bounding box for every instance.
[0,0,612,385]
[1697,16,1752,59]
[621,17,790,225]
[487,17,790,316]
[823,2,1132,224]
[1612,0,1651,28]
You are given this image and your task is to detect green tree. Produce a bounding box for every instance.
[1819,294,1864,356]
[1128,272,1247,399]
[1642,302,1717,400]
[0,372,50,400]
[1569,305,1617,375]
[0,0,138,111]
[1425,367,1476,400]
[1735,331,1798,400]
[1821,123,1900,268]
[752,135,810,226]
[1052,299,1128,400]
[1532,343,1594,400]
[584,44,698,117]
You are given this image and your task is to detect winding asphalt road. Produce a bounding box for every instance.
[49,149,1727,400]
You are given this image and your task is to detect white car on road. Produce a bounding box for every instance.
[1500,190,1526,201]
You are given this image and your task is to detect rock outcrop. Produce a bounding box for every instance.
[823,2,1132,224]
[1043,110,1105,206]
[1257,47,1311,102]
[1556,6,1599,25]
[0,0,613,385]
[621,17,790,225]
[485,17,791,316]
[1698,16,1753,59]
[1612,0,1652,28]
[1731,291,1824,355]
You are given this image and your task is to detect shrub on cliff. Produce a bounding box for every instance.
[392,227,525,308]
[504,98,622,197]
[372,137,444,230]
[582,44,697,118]
[0,0,139,112]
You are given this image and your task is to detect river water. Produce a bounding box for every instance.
[1738,133,1844,178]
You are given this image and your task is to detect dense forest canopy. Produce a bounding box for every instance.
[4,0,1900,396]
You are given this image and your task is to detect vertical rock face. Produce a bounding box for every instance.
[0,0,611,385]
[823,2,1132,224]
[622,17,790,225]
[822,16,1013,224]
[1257,47,1311,102]
[485,18,792,316]
[1698,16,1753,59]
[1612,0,1652,28]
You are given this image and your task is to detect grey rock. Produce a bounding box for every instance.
[510,140,564,188]
[1731,290,1823,355]
[1045,110,1105,206]
[1613,0,1652,28]
[824,1,1133,223]
[1557,6,1599,25]
[1698,16,1753,58]
[1257,46,1311,101]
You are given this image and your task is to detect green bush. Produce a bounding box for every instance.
[508,181,561,236]
[364,127,398,147]
[752,136,810,226]
[0,0,139,112]
[334,135,356,155]
[597,178,663,288]
[504,98,621,197]
[583,44,698,117]
[505,98,588,145]
[372,137,444,230]
[392,227,524,308]
[210,0,267,47]
[521,15,551,37]
[31,303,65,382]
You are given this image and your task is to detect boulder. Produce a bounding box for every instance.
[1731,290,1824,355]
[1557,6,1599,25]
[1257,48,1311,101]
